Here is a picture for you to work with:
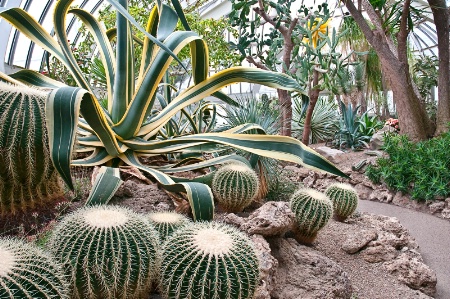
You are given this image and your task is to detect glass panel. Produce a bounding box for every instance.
[28,45,44,71]
[12,34,32,67]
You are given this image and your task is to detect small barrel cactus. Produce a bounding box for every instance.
[212,163,259,212]
[48,205,159,299]
[159,222,259,299]
[147,211,191,242]
[290,188,333,244]
[0,238,69,298]
[325,183,359,221]
[0,82,62,214]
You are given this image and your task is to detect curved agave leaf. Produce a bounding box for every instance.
[0,71,26,86]
[85,166,122,205]
[8,70,66,88]
[120,151,214,221]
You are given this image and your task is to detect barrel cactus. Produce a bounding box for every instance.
[0,237,69,298]
[159,222,259,299]
[290,188,333,244]
[48,205,159,299]
[147,211,191,242]
[0,82,62,214]
[325,183,359,221]
[212,163,259,212]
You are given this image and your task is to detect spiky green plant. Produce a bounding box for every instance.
[0,82,62,214]
[48,205,159,299]
[159,222,259,299]
[325,183,359,221]
[290,188,333,244]
[147,211,191,241]
[212,163,259,212]
[0,238,69,298]
[0,0,346,221]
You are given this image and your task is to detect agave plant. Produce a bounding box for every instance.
[0,0,345,221]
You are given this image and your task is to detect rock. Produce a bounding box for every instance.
[284,165,312,179]
[221,213,246,228]
[361,244,398,263]
[341,229,378,254]
[370,125,393,150]
[354,183,373,200]
[315,146,346,164]
[383,253,437,297]
[270,238,353,299]
[441,208,450,219]
[428,201,446,214]
[302,175,316,188]
[392,191,413,207]
[241,202,295,237]
[369,189,393,203]
[110,180,175,213]
[251,235,278,299]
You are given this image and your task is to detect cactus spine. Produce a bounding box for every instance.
[48,205,159,299]
[212,163,259,212]
[147,211,191,242]
[0,82,62,214]
[0,238,69,298]
[290,188,333,244]
[325,183,359,221]
[159,222,259,299]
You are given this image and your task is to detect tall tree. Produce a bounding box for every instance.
[428,0,450,135]
[343,0,435,141]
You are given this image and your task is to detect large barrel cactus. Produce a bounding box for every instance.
[0,82,62,214]
[0,237,69,298]
[290,188,333,244]
[325,183,359,221]
[147,211,191,242]
[48,205,160,299]
[212,163,259,212]
[159,222,259,299]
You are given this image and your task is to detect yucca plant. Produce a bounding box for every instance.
[0,0,345,221]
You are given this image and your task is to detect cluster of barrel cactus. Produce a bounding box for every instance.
[326,183,359,221]
[0,82,62,214]
[212,163,259,212]
[147,211,191,241]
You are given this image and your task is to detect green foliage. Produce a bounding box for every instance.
[159,222,259,299]
[48,205,159,299]
[290,188,332,243]
[366,132,450,200]
[325,183,359,221]
[292,97,339,144]
[0,238,69,298]
[332,101,371,150]
[212,163,259,212]
[147,211,191,242]
[0,82,62,215]
[357,111,383,137]
[265,168,299,202]
[412,55,439,120]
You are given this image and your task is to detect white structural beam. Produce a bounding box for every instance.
[0,0,22,74]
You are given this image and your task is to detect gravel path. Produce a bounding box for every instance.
[358,200,450,299]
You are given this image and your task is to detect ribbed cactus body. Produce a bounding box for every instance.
[147,211,191,242]
[48,205,159,299]
[290,188,333,244]
[325,183,358,221]
[160,222,259,299]
[212,163,259,212]
[0,238,69,298]
[0,82,62,214]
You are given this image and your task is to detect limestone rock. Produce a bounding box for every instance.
[361,244,398,263]
[383,254,437,297]
[241,201,295,236]
[342,229,378,254]
[221,213,246,228]
[270,238,353,299]
[251,235,278,299]
[354,183,373,200]
[428,201,445,214]
[315,146,346,164]
[441,208,450,219]
[369,189,393,203]
[370,125,394,150]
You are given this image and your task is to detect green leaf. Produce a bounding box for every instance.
[85,166,123,206]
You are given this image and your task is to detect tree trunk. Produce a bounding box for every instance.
[277,89,292,136]
[302,70,320,145]
[428,0,450,135]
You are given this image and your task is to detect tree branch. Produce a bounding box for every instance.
[245,56,269,70]
[253,0,289,36]
[397,0,411,63]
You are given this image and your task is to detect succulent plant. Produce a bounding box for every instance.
[290,188,333,244]
[0,237,69,298]
[325,183,359,221]
[147,211,191,242]
[48,205,159,299]
[0,82,62,214]
[159,222,259,299]
[212,163,259,212]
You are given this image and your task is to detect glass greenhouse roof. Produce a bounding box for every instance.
[0,0,446,74]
